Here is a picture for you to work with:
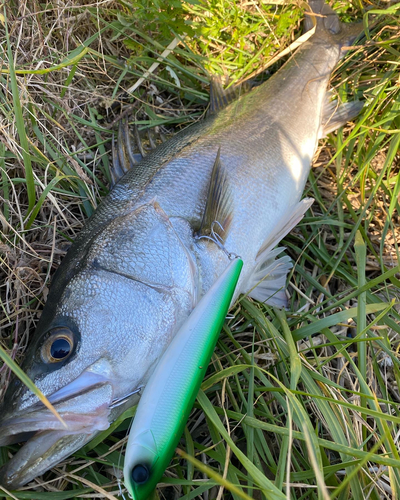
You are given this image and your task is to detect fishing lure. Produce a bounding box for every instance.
[123,257,243,500]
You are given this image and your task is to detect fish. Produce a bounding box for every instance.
[124,256,243,500]
[0,0,363,490]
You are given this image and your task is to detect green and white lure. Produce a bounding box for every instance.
[123,257,243,500]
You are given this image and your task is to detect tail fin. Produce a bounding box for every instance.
[304,0,341,34]
[304,0,364,51]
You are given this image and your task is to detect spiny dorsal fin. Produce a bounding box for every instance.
[209,76,253,115]
[199,147,232,243]
[111,120,143,188]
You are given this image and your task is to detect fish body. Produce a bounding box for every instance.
[0,1,362,489]
[124,257,243,500]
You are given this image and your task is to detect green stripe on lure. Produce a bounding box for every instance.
[123,256,243,500]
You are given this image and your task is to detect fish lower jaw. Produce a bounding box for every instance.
[0,429,97,489]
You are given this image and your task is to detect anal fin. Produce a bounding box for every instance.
[320,100,363,138]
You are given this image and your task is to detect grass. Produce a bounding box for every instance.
[0,0,399,498]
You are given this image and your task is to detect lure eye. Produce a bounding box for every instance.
[131,464,150,485]
[41,328,74,363]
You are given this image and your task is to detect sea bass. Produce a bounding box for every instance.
[0,0,362,489]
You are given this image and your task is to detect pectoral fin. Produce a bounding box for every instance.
[198,147,233,244]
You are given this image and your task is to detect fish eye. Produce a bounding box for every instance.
[41,328,74,363]
[131,464,150,485]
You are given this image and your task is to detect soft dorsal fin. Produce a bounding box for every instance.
[199,147,232,243]
[209,76,253,115]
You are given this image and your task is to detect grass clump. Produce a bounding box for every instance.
[0,0,400,499]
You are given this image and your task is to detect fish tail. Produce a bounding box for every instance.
[305,0,364,53]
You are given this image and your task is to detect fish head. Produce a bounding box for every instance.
[0,301,117,489]
[0,201,198,488]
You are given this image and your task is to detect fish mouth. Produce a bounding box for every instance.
[0,370,115,489]
[0,371,113,447]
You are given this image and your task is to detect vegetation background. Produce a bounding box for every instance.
[0,0,399,498]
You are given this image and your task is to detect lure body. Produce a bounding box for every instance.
[123,257,243,500]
